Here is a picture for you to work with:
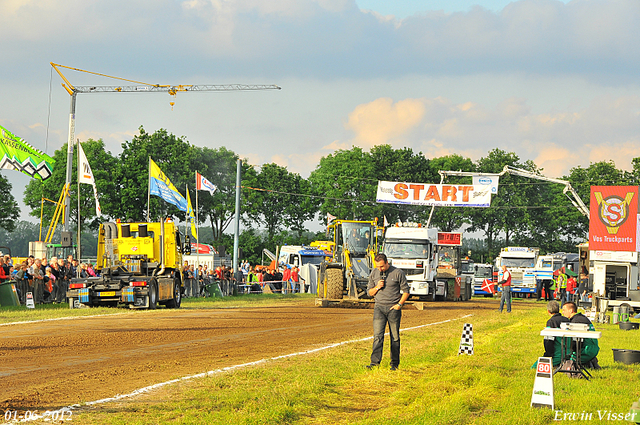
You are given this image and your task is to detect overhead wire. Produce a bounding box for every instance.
[240,185,580,211]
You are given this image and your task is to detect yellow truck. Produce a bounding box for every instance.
[67,220,189,309]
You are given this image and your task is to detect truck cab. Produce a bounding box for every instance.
[382,224,437,300]
[473,263,496,296]
[497,247,538,296]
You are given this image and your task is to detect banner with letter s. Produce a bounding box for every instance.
[376,181,492,207]
[589,186,638,252]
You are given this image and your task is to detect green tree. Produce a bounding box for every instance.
[248,163,317,242]
[190,146,256,243]
[0,173,19,232]
[309,147,378,222]
[369,145,435,224]
[425,154,475,231]
[115,127,194,222]
[23,139,116,231]
[468,149,525,258]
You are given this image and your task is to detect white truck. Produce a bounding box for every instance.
[473,263,496,296]
[382,225,472,301]
[278,245,327,294]
[496,247,539,297]
[382,225,438,300]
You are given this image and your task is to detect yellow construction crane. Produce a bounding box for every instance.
[49,62,281,256]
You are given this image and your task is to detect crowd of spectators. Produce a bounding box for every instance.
[1,253,309,305]
[0,253,97,305]
[181,260,307,297]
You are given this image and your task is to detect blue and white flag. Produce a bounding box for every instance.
[149,158,187,212]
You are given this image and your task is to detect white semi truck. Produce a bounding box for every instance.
[382,224,471,301]
[496,247,539,297]
[382,225,438,300]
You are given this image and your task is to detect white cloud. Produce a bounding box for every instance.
[345,97,425,147]
[2,0,639,82]
[342,94,640,177]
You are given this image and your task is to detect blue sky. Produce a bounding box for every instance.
[1,0,639,224]
[357,0,571,16]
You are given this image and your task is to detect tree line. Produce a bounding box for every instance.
[0,126,637,262]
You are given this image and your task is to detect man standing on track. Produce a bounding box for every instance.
[366,253,409,371]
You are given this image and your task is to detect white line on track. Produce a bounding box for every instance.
[0,313,128,327]
[9,313,473,423]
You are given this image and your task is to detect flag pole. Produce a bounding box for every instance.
[195,172,200,274]
[76,139,81,263]
[185,184,189,242]
[146,157,151,222]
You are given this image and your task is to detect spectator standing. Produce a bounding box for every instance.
[290,266,300,293]
[0,258,7,283]
[32,259,45,304]
[566,274,577,303]
[44,267,55,302]
[282,266,291,294]
[498,265,512,313]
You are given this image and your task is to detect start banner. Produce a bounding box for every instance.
[589,186,639,252]
[376,181,492,207]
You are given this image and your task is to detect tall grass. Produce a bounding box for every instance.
[66,300,640,425]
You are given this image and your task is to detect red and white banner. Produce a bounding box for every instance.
[376,181,492,207]
[589,186,639,252]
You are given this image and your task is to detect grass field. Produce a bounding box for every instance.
[13,297,630,425]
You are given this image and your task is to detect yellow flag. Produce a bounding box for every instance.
[149,158,188,212]
[186,189,197,239]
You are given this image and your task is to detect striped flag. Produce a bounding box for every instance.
[196,172,216,195]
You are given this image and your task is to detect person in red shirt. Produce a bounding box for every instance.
[566,275,577,303]
[0,258,7,282]
[282,266,291,293]
[290,266,299,293]
[498,265,512,313]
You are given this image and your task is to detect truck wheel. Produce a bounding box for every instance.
[326,268,343,300]
[431,285,437,302]
[148,282,158,310]
[166,280,182,309]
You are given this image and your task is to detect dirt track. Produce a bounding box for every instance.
[0,299,498,412]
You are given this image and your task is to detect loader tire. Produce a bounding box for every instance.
[326,268,344,300]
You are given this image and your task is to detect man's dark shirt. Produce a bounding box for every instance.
[543,313,569,359]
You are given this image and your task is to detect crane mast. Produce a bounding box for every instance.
[50,62,281,251]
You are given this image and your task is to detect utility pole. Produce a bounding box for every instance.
[233,159,241,274]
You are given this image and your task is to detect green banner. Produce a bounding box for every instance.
[0,125,54,180]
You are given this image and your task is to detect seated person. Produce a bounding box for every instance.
[440,251,452,263]
[543,301,570,367]
[561,302,600,369]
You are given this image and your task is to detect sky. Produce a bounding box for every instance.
[1,0,640,224]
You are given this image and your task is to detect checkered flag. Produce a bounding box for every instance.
[458,323,474,355]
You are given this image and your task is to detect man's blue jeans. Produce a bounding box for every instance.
[371,304,402,367]
[499,286,512,313]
